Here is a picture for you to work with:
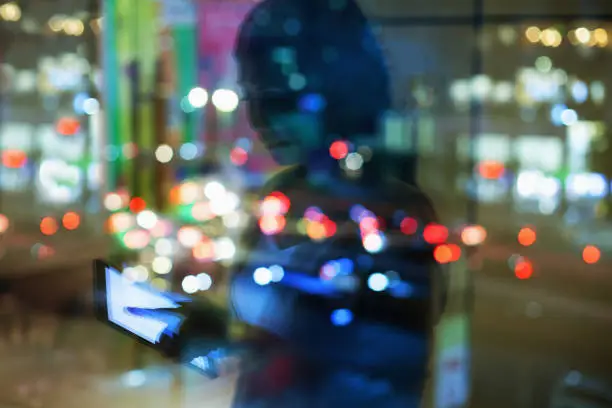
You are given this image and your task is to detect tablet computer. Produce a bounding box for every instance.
[92,259,219,376]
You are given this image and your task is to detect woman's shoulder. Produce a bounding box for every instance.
[385,177,438,224]
[260,165,305,197]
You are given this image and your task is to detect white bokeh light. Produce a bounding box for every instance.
[177,227,203,248]
[214,237,236,260]
[269,265,285,282]
[182,275,199,294]
[155,144,173,163]
[136,210,158,230]
[368,273,389,292]
[152,256,173,275]
[187,87,208,108]
[204,181,226,200]
[197,273,213,291]
[155,238,174,256]
[212,89,239,113]
[253,267,272,286]
[363,232,385,254]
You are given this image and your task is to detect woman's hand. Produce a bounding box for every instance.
[126,296,229,365]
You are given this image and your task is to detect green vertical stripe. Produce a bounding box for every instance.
[116,0,134,191]
[102,0,120,191]
[173,25,197,144]
[136,0,157,205]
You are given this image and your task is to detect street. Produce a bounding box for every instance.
[1,255,612,407]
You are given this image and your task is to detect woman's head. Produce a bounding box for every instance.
[234,0,391,165]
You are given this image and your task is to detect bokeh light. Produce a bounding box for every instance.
[423,224,449,244]
[155,144,173,163]
[212,89,239,112]
[0,214,9,234]
[62,212,80,230]
[400,217,418,235]
[368,273,389,292]
[129,197,146,213]
[461,225,487,246]
[187,87,208,108]
[330,140,349,160]
[583,245,601,264]
[434,244,460,264]
[259,215,286,235]
[518,227,537,246]
[104,192,124,211]
[514,258,534,280]
[182,275,199,294]
[40,217,58,236]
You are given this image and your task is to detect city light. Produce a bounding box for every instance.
[330,140,349,160]
[155,144,173,163]
[104,192,124,211]
[575,27,591,44]
[525,26,541,43]
[40,217,58,236]
[0,2,21,21]
[367,273,389,292]
[461,225,487,246]
[187,87,208,108]
[63,18,85,36]
[182,275,199,294]
[62,212,80,230]
[212,89,239,112]
[518,227,537,246]
[152,256,173,274]
[0,214,8,235]
[423,224,449,245]
[514,258,533,280]
[583,245,601,264]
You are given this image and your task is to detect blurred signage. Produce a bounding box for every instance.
[514,136,563,173]
[516,67,564,104]
[566,121,603,173]
[161,0,196,27]
[0,123,34,151]
[566,172,608,201]
[457,133,510,162]
[383,112,413,153]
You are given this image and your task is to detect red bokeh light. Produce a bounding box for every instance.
[129,197,146,213]
[40,217,58,236]
[56,117,81,136]
[583,245,601,264]
[323,218,337,237]
[230,147,248,166]
[423,224,449,244]
[434,245,453,264]
[62,212,80,230]
[514,259,533,280]
[2,150,27,168]
[478,160,505,180]
[518,227,536,247]
[359,216,379,234]
[400,217,418,235]
[329,140,349,160]
[434,244,461,264]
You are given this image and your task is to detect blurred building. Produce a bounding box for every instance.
[0,0,106,272]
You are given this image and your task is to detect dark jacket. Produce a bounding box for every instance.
[229,159,442,407]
